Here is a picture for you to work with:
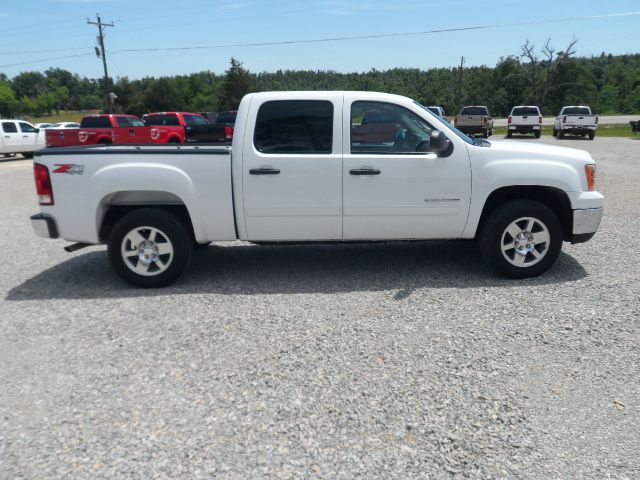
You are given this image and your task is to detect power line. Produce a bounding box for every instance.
[1,10,638,69]
[111,10,640,54]
[0,52,94,68]
[0,47,94,56]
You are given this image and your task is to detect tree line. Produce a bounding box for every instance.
[1,47,639,119]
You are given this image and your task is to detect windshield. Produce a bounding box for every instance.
[415,101,476,146]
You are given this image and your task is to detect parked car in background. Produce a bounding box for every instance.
[630,119,640,134]
[144,112,232,143]
[198,112,218,123]
[35,123,54,129]
[1,120,45,158]
[455,106,494,138]
[553,106,597,140]
[426,106,450,123]
[213,111,237,142]
[507,106,542,138]
[48,122,80,129]
[45,114,152,147]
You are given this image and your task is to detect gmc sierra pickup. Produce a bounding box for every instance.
[553,106,598,139]
[30,91,604,287]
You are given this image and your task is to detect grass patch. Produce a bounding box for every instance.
[27,110,100,124]
[493,124,637,138]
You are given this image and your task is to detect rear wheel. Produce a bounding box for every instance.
[588,132,595,140]
[552,128,558,137]
[482,130,489,139]
[534,131,541,139]
[108,208,193,287]
[507,131,513,138]
[478,200,563,278]
[21,152,34,159]
[558,131,565,139]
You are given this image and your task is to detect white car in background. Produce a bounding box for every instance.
[1,120,46,158]
[426,106,450,123]
[507,106,542,138]
[48,122,80,129]
[35,123,54,129]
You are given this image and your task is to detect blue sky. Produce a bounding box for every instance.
[0,0,638,79]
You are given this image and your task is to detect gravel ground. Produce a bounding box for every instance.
[1,137,638,479]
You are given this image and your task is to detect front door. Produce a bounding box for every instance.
[343,97,471,239]
[242,96,343,241]
[183,113,217,142]
[19,122,38,151]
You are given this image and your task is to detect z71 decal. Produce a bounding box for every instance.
[52,164,85,175]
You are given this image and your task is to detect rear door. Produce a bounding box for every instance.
[343,96,471,239]
[1,121,21,153]
[242,96,343,241]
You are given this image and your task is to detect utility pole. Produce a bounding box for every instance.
[87,14,114,113]
[456,56,465,111]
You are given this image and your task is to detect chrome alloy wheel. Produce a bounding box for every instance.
[120,226,174,276]
[500,217,550,268]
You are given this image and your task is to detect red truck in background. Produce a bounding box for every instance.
[45,114,152,147]
[143,112,232,144]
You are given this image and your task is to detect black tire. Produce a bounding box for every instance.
[588,132,595,140]
[478,200,563,279]
[552,128,558,137]
[535,131,541,139]
[21,152,34,159]
[507,131,513,138]
[168,137,181,144]
[482,129,489,139]
[558,131,564,139]
[107,208,193,287]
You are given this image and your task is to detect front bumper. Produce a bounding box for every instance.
[571,207,603,243]
[31,213,59,239]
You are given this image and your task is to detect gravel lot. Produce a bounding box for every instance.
[1,137,638,479]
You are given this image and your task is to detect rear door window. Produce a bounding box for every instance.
[2,122,18,133]
[254,100,333,154]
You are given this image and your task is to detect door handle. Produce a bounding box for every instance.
[249,168,280,175]
[350,168,381,175]
[4,135,10,139]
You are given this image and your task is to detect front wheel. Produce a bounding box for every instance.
[478,200,563,278]
[107,208,193,287]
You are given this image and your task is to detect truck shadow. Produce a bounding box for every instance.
[6,241,588,301]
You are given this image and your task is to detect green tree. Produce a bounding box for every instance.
[219,58,252,110]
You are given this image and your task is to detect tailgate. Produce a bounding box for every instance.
[45,129,80,147]
[456,115,482,126]
[512,115,539,125]
[566,115,595,126]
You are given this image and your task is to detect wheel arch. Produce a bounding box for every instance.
[474,186,572,241]
[97,191,197,243]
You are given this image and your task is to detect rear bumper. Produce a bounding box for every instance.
[571,207,603,243]
[31,213,59,239]
[508,125,541,132]
[457,126,489,134]
[561,126,596,134]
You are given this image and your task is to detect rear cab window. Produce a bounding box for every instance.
[80,117,113,128]
[254,100,333,154]
[460,107,489,116]
[511,107,540,116]
[562,107,591,115]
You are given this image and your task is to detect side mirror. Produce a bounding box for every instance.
[35,128,40,133]
[430,130,452,156]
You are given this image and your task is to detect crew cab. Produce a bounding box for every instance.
[143,112,231,144]
[553,106,598,140]
[455,106,494,138]
[1,120,45,158]
[30,91,604,287]
[507,106,542,138]
[46,114,152,147]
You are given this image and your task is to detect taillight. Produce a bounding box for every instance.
[454,116,458,125]
[538,116,543,124]
[34,163,54,205]
[595,116,599,125]
[483,115,488,125]
[563,115,567,123]
[508,116,512,124]
[585,165,596,191]
[225,125,233,140]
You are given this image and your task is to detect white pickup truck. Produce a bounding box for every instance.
[30,91,604,287]
[553,106,598,140]
[1,119,46,158]
[507,106,542,138]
